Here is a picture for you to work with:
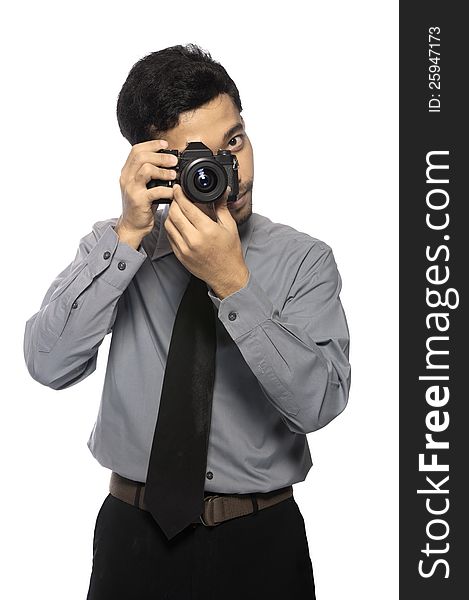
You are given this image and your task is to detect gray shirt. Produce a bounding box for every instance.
[23,206,351,493]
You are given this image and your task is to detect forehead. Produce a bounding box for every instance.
[165,93,242,152]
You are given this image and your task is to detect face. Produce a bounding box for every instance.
[160,93,254,226]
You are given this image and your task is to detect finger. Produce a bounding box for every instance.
[164,215,188,256]
[124,152,178,182]
[121,139,168,175]
[172,184,212,228]
[167,197,198,243]
[134,162,178,186]
[132,150,178,170]
[122,141,178,180]
[214,186,233,226]
[146,185,174,205]
[125,176,174,204]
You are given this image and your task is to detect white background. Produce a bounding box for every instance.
[1,1,398,598]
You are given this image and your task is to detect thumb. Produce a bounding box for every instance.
[214,186,232,224]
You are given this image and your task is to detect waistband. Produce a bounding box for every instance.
[109,471,294,527]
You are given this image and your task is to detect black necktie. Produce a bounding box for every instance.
[144,272,217,540]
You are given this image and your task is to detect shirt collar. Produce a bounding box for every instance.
[151,203,256,261]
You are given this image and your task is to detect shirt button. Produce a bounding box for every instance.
[71,301,78,309]
[228,311,237,321]
[103,251,111,260]
[117,260,127,270]
[206,471,213,480]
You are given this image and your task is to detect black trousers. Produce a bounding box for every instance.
[86,492,316,599]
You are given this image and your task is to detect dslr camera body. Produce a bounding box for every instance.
[146,141,239,204]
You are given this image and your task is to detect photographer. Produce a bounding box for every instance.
[23,43,351,599]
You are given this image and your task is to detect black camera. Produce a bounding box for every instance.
[146,141,239,204]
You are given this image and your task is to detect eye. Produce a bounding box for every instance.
[227,135,244,149]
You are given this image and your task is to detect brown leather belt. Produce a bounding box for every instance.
[109,471,293,527]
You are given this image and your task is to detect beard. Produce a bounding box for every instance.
[233,179,254,227]
[234,195,253,227]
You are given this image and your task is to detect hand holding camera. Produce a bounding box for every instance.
[116,140,239,250]
[164,182,249,299]
[116,139,178,248]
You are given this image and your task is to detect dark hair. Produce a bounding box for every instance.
[116,43,243,145]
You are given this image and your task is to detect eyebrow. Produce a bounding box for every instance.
[222,122,244,144]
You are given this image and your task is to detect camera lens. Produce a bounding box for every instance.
[194,167,217,193]
[181,158,227,203]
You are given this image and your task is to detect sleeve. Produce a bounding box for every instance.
[23,221,147,390]
[207,246,351,434]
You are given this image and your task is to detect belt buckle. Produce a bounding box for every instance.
[199,494,222,527]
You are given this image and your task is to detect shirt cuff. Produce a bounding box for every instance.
[207,270,274,340]
[86,224,148,290]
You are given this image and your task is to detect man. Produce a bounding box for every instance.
[23,44,351,599]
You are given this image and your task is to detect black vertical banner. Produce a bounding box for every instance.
[400,2,467,598]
